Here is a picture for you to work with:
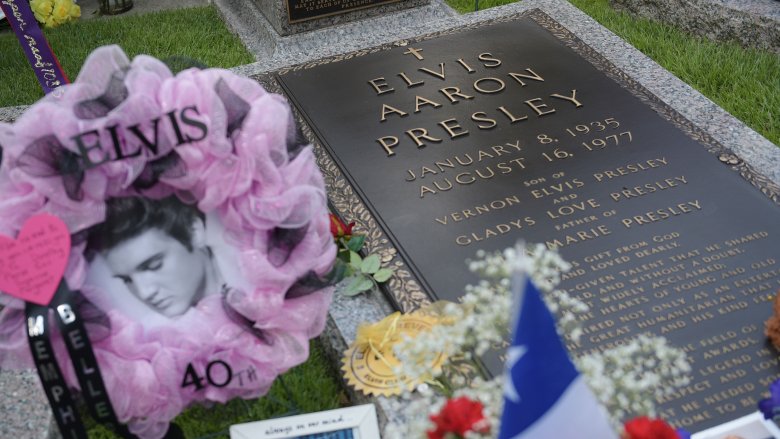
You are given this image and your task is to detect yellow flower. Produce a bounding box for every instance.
[30,0,54,24]
[69,3,81,20]
[51,0,74,25]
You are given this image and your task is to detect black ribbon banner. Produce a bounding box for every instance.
[26,299,87,439]
[25,281,133,438]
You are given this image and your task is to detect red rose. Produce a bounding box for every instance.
[624,416,680,439]
[427,396,490,439]
[329,213,354,239]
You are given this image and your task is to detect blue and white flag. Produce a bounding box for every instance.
[498,274,617,439]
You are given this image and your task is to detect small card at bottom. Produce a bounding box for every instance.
[230,404,379,439]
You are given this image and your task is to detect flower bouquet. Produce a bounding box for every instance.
[375,245,692,438]
[30,0,80,28]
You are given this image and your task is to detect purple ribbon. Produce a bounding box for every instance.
[0,0,69,96]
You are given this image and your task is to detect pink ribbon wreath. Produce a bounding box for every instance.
[0,46,336,438]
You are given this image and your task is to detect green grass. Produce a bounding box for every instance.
[567,0,780,146]
[441,0,780,147]
[86,340,346,439]
[0,5,254,107]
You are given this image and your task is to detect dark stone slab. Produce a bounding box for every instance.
[287,0,403,23]
[275,11,780,432]
[249,0,429,36]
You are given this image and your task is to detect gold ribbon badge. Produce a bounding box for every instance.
[341,311,446,397]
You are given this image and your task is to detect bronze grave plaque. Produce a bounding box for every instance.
[274,11,780,431]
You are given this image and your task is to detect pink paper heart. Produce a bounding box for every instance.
[0,214,71,306]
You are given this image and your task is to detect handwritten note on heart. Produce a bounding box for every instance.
[0,215,70,306]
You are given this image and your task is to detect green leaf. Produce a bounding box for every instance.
[342,276,374,296]
[373,268,393,283]
[326,259,348,284]
[337,249,351,263]
[360,254,381,274]
[349,251,362,267]
[355,276,374,292]
[346,235,365,252]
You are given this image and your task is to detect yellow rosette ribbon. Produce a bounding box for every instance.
[341,311,447,397]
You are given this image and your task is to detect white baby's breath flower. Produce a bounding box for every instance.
[576,334,691,429]
[383,245,691,438]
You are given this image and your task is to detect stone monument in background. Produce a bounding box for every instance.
[253,0,430,35]
[610,0,779,54]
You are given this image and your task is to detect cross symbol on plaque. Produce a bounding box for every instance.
[403,47,424,60]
